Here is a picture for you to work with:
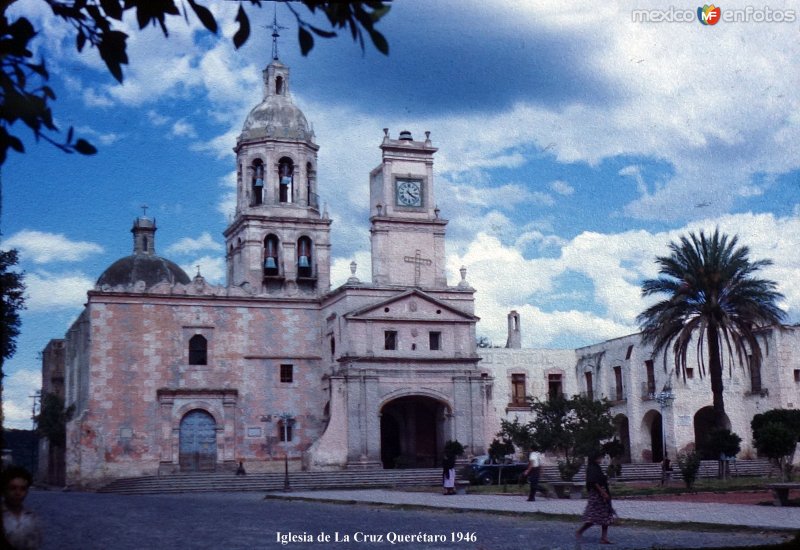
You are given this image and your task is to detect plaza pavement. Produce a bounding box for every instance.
[266,489,800,531]
[27,488,797,549]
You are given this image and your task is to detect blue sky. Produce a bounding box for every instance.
[3,0,800,428]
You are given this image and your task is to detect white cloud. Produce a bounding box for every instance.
[2,368,41,429]
[147,110,170,126]
[171,119,197,139]
[3,230,104,264]
[448,211,800,348]
[166,232,223,255]
[75,125,121,145]
[549,179,574,196]
[215,171,238,221]
[25,271,94,311]
[331,250,373,288]
[179,255,226,284]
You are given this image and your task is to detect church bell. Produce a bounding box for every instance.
[298,255,310,268]
[265,257,277,269]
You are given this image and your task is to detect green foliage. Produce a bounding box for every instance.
[0,249,26,365]
[498,395,615,478]
[498,417,535,454]
[443,439,464,458]
[752,410,800,481]
[677,451,701,489]
[557,457,583,481]
[0,1,391,164]
[637,229,785,428]
[601,437,625,459]
[476,336,493,348]
[487,438,514,462]
[35,392,74,446]
[702,428,742,459]
[0,249,25,461]
[752,409,800,442]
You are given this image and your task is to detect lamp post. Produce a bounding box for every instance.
[277,412,294,492]
[655,385,675,461]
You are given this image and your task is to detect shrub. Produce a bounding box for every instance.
[558,457,583,481]
[677,451,701,489]
[443,440,465,458]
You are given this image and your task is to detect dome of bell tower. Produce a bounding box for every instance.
[239,60,312,143]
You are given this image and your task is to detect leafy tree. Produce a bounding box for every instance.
[498,416,535,455]
[476,336,493,348]
[752,409,800,481]
[443,439,464,459]
[35,391,74,446]
[0,249,25,463]
[701,428,741,459]
[499,395,615,480]
[487,437,514,462]
[0,1,391,165]
[752,409,800,441]
[753,422,796,481]
[637,229,785,430]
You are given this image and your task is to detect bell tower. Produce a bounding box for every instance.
[369,129,447,288]
[223,53,331,296]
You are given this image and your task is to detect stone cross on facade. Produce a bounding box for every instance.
[403,249,432,286]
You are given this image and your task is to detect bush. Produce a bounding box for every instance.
[677,451,701,489]
[444,440,465,458]
[488,438,515,462]
[558,457,583,481]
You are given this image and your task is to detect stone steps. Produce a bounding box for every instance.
[99,468,445,495]
[537,459,773,483]
[98,459,774,495]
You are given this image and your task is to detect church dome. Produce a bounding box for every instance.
[96,254,190,289]
[239,60,312,143]
[96,215,191,290]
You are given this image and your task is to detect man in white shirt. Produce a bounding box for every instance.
[523,444,544,501]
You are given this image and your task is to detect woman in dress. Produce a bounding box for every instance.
[442,454,456,495]
[576,450,615,544]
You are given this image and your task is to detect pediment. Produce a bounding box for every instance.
[344,289,477,322]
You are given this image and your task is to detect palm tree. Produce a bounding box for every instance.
[637,229,785,429]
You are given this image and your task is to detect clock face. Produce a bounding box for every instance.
[396,179,423,207]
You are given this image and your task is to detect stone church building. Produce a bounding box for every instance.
[44,57,800,487]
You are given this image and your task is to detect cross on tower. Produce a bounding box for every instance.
[403,249,432,287]
[140,204,149,216]
[270,5,288,60]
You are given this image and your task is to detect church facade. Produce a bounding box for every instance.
[48,58,799,488]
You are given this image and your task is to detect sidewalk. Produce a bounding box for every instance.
[265,489,800,531]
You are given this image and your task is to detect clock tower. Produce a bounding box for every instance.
[369,129,447,288]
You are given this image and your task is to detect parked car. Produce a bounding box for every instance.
[463,454,528,485]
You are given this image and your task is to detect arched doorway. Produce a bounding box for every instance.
[179,409,217,472]
[642,410,663,462]
[694,406,731,459]
[613,414,631,463]
[380,396,449,469]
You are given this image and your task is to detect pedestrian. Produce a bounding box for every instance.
[2,465,42,550]
[522,444,543,501]
[442,454,456,495]
[236,460,247,476]
[576,450,616,545]
[660,454,672,486]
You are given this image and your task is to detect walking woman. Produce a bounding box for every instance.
[576,450,615,545]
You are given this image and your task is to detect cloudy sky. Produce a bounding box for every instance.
[2,0,800,429]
